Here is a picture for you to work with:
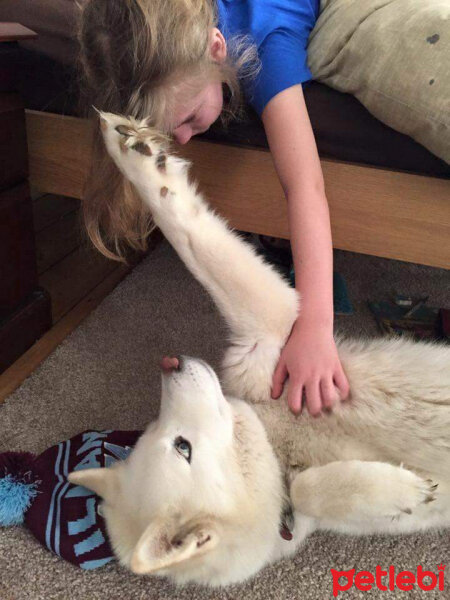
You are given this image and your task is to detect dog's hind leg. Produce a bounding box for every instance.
[290,461,444,530]
[99,112,299,401]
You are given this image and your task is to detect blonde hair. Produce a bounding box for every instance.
[77,0,260,261]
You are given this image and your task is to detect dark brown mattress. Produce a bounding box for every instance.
[5,43,450,179]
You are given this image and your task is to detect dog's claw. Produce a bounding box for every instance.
[421,481,438,505]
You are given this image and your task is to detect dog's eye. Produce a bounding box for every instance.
[174,436,192,463]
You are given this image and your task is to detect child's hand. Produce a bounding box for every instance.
[271,318,349,416]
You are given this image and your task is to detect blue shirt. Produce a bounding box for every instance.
[216,0,320,115]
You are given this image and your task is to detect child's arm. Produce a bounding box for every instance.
[261,84,350,416]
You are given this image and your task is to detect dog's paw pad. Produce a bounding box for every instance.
[156,151,167,172]
[115,124,135,137]
[131,141,153,157]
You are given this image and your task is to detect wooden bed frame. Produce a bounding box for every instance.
[25,110,450,270]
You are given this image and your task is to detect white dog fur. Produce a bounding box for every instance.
[69,113,450,587]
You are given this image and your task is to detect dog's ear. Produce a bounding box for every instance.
[67,467,118,501]
[130,516,221,574]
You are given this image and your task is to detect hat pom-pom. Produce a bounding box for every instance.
[0,452,39,526]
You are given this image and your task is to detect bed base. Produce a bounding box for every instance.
[25,110,450,270]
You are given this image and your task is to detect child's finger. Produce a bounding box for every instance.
[271,360,288,399]
[288,380,303,415]
[334,368,350,400]
[320,377,337,410]
[305,381,322,417]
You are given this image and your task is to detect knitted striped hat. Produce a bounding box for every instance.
[0,430,141,570]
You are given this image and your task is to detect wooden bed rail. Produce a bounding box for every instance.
[25,109,450,269]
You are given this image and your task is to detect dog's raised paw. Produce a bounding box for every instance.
[97,111,198,218]
[101,113,163,159]
[98,112,189,186]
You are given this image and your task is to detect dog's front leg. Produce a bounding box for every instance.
[290,460,438,523]
[100,113,299,401]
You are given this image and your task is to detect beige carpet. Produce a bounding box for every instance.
[1,242,449,600]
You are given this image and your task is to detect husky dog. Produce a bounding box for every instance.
[69,113,450,587]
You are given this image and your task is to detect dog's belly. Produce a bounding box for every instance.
[251,384,450,478]
[252,401,380,470]
[239,335,450,477]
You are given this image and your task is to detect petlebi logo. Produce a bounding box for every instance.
[331,564,446,597]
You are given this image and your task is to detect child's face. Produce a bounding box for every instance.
[171,81,224,145]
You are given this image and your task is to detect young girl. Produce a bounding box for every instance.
[78,0,350,417]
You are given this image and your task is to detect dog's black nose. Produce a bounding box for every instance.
[160,356,181,373]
